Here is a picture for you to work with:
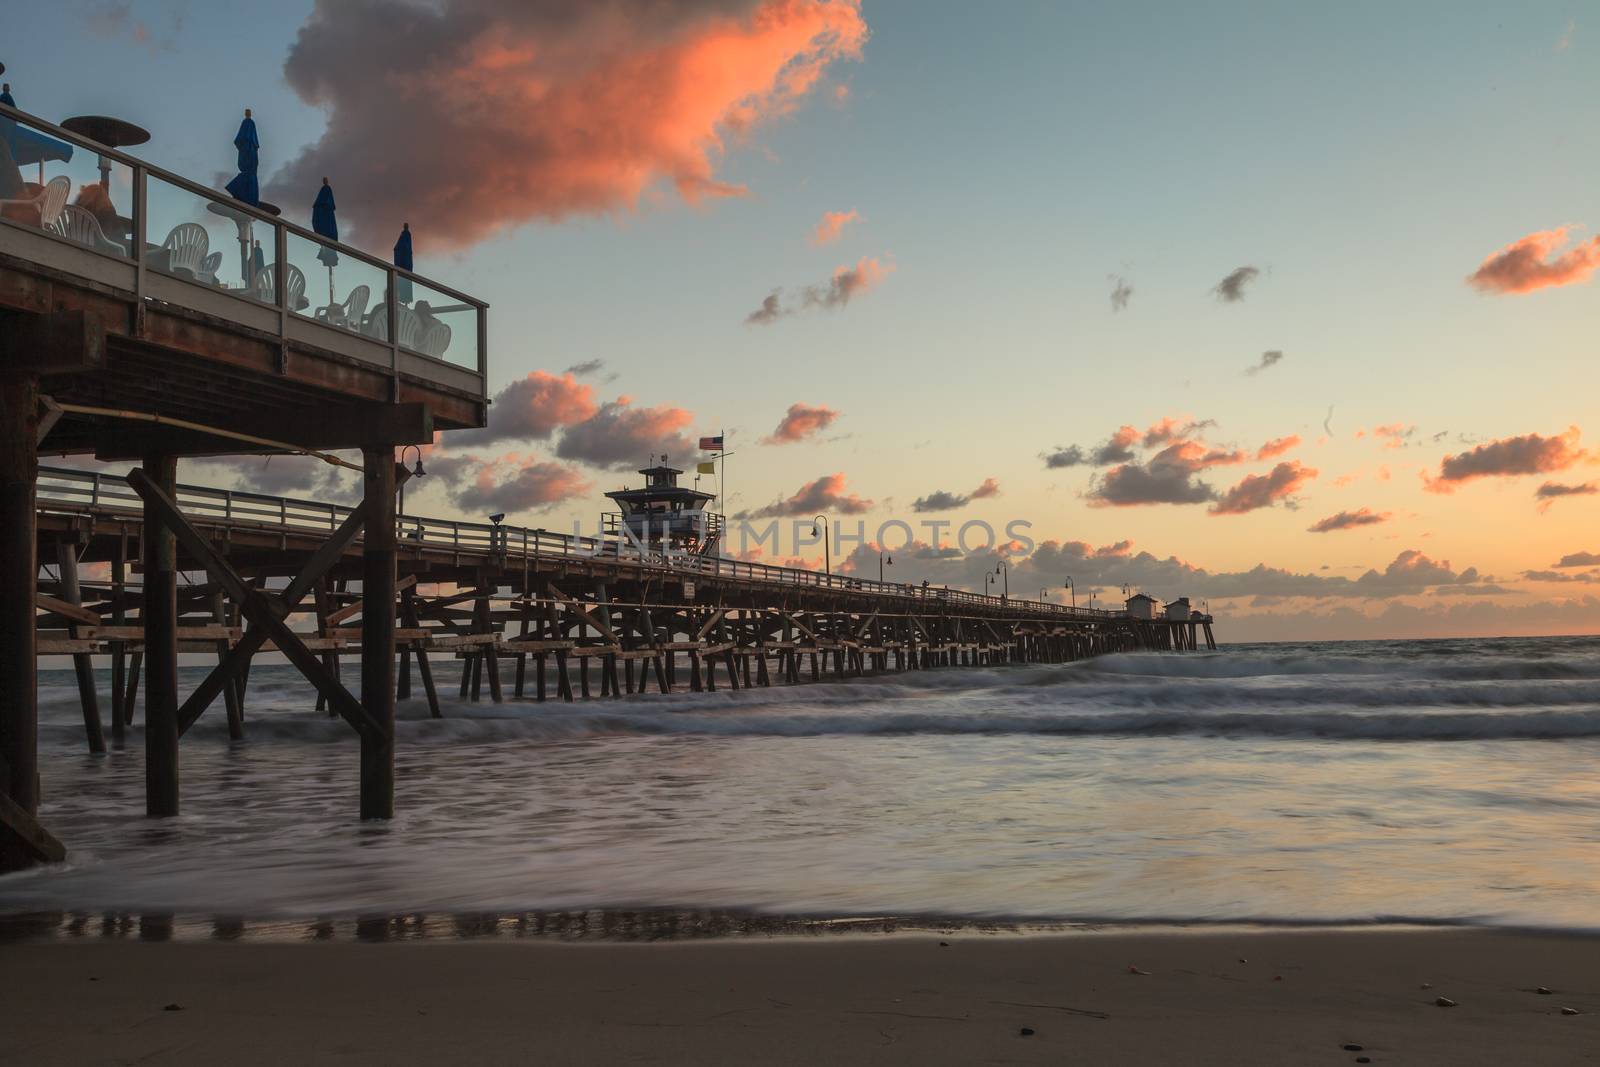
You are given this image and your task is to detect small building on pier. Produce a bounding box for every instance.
[1165,597,1193,621]
[1126,592,1159,620]
[603,462,722,554]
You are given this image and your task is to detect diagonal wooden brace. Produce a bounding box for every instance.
[547,584,618,643]
[0,792,66,864]
[127,467,388,739]
[171,467,411,734]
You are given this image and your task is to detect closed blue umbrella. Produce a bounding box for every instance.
[224,108,259,206]
[393,222,413,304]
[311,176,339,307]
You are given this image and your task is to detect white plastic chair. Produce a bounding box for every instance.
[51,204,126,256]
[159,222,210,277]
[249,262,308,309]
[417,318,451,358]
[395,305,422,349]
[0,174,70,229]
[315,284,369,328]
[195,251,222,284]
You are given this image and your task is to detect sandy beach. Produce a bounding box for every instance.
[3,927,1595,1064]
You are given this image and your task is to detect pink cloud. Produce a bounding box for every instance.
[1425,427,1587,493]
[1467,227,1600,295]
[555,398,697,470]
[809,209,859,246]
[431,451,592,515]
[1372,423,1416,450]
[1210,461,1319,515]
[1308,507,1391,533]
[1256,435,1302,460]
[272,0,869,249]
[763,402,840,444]
[740,472,873,518]
[1143,415,1215,448]
[454,371,598,446]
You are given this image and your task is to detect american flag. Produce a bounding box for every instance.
[699,435,724,451]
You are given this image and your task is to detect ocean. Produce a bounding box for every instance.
[4,635,1599,931]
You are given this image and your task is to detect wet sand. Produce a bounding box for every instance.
[3,927,1594,1064]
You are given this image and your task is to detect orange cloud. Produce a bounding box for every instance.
[1210,461,1318,515]
[746,254,893,323]
[1425,427,1587,493]
[740,472,873,518]
[809,209,859,246]
[1308,507,1391,533]
[454,371,598,446]
[763,402,840,444]
[1372,423,1416,450]
[273,0,869,249]
[431,451,592,514]
[1467,227,1600,295]
[1256,435,1301,460]
[555,398,696,470]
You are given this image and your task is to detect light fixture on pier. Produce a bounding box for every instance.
[398,444,425,515]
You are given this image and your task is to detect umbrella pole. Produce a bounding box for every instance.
[328,265,335,310]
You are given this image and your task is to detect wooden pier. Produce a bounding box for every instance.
[0,103,483,869]
[0,103,1215,872]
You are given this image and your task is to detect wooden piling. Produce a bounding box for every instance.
[109,541,127,745]
[55,537,106,754]
[142,454,180,818]
[0,375,41,869]
[358,449,397,821]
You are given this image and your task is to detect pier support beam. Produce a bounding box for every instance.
[359,447,397,821]
[143,454,180,818]
[0,376,47,869]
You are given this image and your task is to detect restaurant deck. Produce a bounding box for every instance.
[0,101,487,869]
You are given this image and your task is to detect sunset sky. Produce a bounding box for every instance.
[15,0,1600,641]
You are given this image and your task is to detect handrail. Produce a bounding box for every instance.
[0,102,487,313]
[33,466,1140,620]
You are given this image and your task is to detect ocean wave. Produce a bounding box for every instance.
[51,700,1600,746]
[1077,651,1600,682]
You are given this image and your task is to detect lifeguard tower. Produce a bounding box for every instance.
[603,458,722,555]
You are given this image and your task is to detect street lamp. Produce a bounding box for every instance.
[879,551,893,583]
[398,444,425,515]
[995,563,1008,599]
[810,514,831,576]
[985,572,998,597]
[1065,576,1075,609]
[1038,587,1048,604]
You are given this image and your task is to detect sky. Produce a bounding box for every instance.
[12,0,1600,641]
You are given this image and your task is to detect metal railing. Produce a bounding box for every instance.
[36,467,1126,619]
[0,102,487,390]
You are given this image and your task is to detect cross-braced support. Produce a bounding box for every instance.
[127,464,399,818]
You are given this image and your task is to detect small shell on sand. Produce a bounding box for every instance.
[1434,996,1458,1008]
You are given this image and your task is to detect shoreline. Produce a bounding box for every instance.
[4,926,1594,1064]
[7,907,1600,945]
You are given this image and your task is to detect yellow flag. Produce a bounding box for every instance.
[697,461,716,475]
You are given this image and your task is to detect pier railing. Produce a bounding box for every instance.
[0,103,486,400]
[36,466,1122,619]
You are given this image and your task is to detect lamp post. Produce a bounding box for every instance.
[1038,587,1048,604]
[1065,576,1074,609]
[879,551,893,583]
[811,514,831,577]
[995,563,1008,600]
[398,444,425,516]
[985,573,998,597]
